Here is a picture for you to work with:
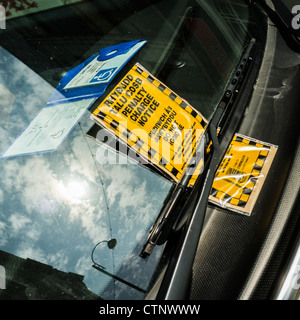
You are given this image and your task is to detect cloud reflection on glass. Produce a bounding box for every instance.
[0,46,173,299]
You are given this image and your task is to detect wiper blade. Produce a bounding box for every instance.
[139,131,207,258]
[140,38,256,259]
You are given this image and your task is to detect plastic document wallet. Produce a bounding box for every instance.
[91,63,208,187]
[209,133,277,215]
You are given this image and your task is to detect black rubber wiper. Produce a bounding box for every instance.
[247,0,300,52]
[140,38,256,259]
[155,38,258,300]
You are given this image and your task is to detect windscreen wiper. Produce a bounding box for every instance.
[156,38,260,300]
[140,38,257,259]
[247,0,300,52]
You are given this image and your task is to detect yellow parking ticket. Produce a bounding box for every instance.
[91,63,207,185]
[209,133,278,215]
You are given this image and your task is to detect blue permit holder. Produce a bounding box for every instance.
[1,40,147,158]
[47,39,147,106]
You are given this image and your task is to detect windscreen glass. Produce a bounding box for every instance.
[0,0,256,299]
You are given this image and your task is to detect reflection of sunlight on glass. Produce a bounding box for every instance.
[58,180,87,204]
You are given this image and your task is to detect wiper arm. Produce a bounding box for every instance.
[247,0,300,52]
[139,127,207,258]
[140,38,256,259]
[156,38,258,300]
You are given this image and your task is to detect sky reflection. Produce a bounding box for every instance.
[0,46,172,299]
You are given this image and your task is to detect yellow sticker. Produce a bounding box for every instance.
[209,133,278,215]
[91,63,207,186]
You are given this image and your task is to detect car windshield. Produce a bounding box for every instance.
[0,0,257,299]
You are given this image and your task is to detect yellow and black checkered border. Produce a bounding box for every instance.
[209,133,278,215]
[210,136,271,208]
[93,63,208,183]
[133,63,208,129]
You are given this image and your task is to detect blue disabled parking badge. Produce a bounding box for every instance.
[1,39,147,158]
[48,39,147,105]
